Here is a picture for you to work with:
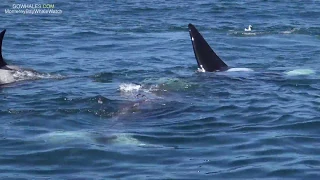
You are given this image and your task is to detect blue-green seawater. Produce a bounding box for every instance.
[1,0,320,179]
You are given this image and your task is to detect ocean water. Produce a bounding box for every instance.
[1,0,320,179]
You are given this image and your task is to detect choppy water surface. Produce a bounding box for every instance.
[1,0,320,179]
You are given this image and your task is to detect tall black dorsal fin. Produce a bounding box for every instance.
[188,24,228,72]
[0,29,8,68]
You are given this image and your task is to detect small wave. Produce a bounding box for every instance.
[73,44,116,51]
[285,69,315,76]
[119,83,141,92]
[72,31,102,37]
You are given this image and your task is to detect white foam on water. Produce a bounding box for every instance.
[119,83,141,92]
[118,82,162,102]
[227,68,254,72]
[285,69,315,76]
[242,32,256,36]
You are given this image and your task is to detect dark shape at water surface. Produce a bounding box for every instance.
[188,23,228,72]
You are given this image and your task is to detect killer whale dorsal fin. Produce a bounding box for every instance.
[188,24,228,72]
[0,29,8,68]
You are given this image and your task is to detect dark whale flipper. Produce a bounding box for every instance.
[188,24,228,72]
[0,29,8,68]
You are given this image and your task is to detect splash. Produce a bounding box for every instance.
[119,83,142,92]
[118,82,160,101]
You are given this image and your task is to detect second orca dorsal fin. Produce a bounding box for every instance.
[0,29,8,68]
[188,24,228,72]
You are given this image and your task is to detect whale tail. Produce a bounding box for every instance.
[0,29,8,68]
[188,24,228,72]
